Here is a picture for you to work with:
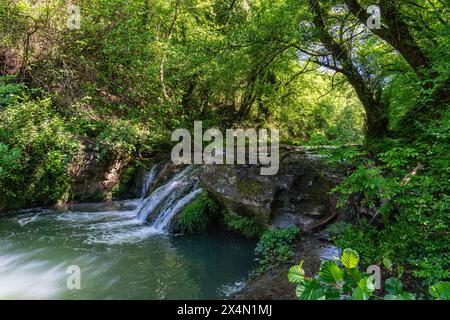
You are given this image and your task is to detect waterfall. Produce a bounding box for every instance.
[151,188,202,232]
[140,164,159,199]
[135,165,201,233]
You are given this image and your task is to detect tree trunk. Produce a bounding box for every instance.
[345,0,431,78]
[308,0,388,138]
[345,0,449,126]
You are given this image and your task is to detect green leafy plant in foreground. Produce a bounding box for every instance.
[288,248,450,300]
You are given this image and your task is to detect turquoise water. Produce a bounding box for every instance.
[0,200,257,299]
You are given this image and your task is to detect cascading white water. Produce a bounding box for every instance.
[135,165,201,232]
[58,164,202,244]
[140,165,159,199]
[0,163,256,299]
[151,188,202,232]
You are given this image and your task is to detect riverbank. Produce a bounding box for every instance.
[233,236,340,300]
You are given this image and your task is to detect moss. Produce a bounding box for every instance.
[178,192,221,234]
[236,179,262,197]
[223,209,266,238]
[179,197,208,234]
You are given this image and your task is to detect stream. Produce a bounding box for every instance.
[0,166,257,299]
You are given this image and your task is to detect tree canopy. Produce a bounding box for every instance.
[0,0,449,289]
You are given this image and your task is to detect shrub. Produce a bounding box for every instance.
[324,122,450,286]
[0,76,28,108]
[326,221,379,266]
[255,227,300,274]
[0,82,78,209]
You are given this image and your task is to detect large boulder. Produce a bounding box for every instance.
[200,152,340,232]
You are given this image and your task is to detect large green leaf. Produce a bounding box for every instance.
[345,267,362,283]
[297,280,326,300]
[295,283,306,298]
[319,260,343,284]
[323,287,342,300]
[385,277,403,295]
[384,292,416,300]
[400,292,416,300]
[429,281,450,300]
[341,248,359,269]
[382,257,393,270]
[351,278,374,300]
[288,261,305,284]
[352,286,370,300]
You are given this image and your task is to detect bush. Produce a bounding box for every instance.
[324,119,450,286]
[326,221,380,266]
[0,81,78,209]
[254,227,300,274]
[0,76,28,108]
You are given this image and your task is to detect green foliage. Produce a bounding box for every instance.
[179,196,208,235]
[223,210,266,238]
[0,0,447,292]
[178,192,220,235]
[326,221,379,265]
[288,248,450,300]
[341,248,360,269]
[0,81,78,209]
[326,116,450,285]
[429,282,450,300]
[274,73,365,145]
[0,76,28,107]
[110,163,140,199]
[0,142,22,200]
[254,227,300,274]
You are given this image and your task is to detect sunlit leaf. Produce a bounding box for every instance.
[341,248,359,269]
[288,261,305,284]
[429,281,450,300]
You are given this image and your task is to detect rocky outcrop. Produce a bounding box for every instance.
[68,137,130,201]
[68,138,156,201]
[200,150,345,232]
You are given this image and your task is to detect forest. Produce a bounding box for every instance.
[0,0,448,300]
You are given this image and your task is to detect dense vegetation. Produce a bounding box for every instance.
[288,248,450,300]
[255,227,300,274]
[0,0,448,294]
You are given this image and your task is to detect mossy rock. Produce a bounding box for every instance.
[200,153,338,232]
